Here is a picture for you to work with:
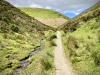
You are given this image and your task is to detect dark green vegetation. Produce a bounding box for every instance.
[58,1,100,33]
[61,1,100,75]
[0,0,56,75]
[19,7,69,19]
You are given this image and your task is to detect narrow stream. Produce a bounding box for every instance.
[12,39,44,75]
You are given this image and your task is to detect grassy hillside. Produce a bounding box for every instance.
[61,12,100,75]
[19,8,69,19]
[19,8,69,28]
[0,1,55,33]
[60,1,100,75]
[58,1,100,32]
[0,0,56,75]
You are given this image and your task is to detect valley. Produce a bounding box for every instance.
[19,7,69,28]
[0,0,100,75]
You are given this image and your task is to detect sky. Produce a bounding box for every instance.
[6,0,99,18]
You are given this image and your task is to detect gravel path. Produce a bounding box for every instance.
[54,31,74,75]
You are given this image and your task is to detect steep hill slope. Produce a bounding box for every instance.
[0,2,55,33]
[60,1,100,75]
[62,14,100,75]
[58,1,100,32]
[0,0,55,75]
[19,8,70,28]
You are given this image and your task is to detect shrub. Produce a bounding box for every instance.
[40,57,53,70]
[16,34,26,40]
[97,33,100,42]
[11,25,19,32]
[50,40,56,46]
[10,59,21,69]
[67,36,78,50]
[92,43,100,66]
[48,34,57,41]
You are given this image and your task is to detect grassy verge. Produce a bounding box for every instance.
[21,41,55,75]
[61,16,100,75]
[0,32,41,75]
[0,30,56,75]
[21,30,56,75]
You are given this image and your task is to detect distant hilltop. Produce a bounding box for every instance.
[19,7,70,28]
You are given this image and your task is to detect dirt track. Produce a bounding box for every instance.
[54,31,74,75]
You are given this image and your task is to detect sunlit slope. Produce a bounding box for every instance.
[20,7,70,28]
[58,1,100,32]
[61,1,100,75]
[62,15,100,75]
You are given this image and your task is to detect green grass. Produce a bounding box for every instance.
[0,0,56,34]
[21,41,55,75]
[62,15,100,75]
[19,8,69,28]
[0,1,56,75]
[0,29,56,75]
[20,30,56,75]
[0,32,40,75]
[19,7,69,19]
[1,0,99,75]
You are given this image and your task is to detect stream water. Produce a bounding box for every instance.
[12,39,44,75]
